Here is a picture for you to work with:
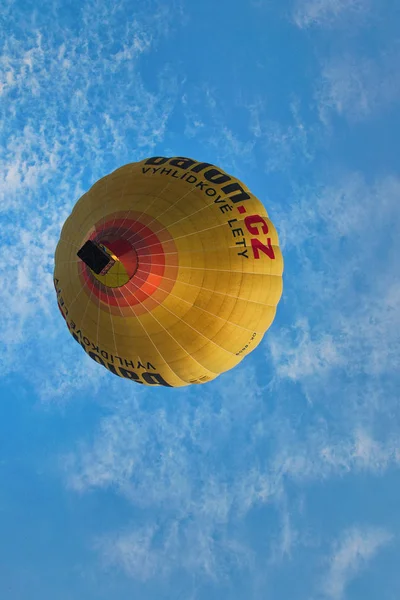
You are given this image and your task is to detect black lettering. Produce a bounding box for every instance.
[219,204,232,214]
[191,162,212,173]
[147,362,156,370]
[186,175,197,184]
[213,195,224,204]
[204,168,230,185]
[171,170,180,178]
[137,361,146,370]
[142,167,151,174]
[228,218,238,228]
[169,157,196,169]
[88,351,105,366]
[83,336,90,346]
[101,350,109,360]
[232,227,244,238]
[160,168,172,176]
[124,359,135,368]
[205,188,217,197]
[115,356,124,365]
[221,182,251,203]
[195,180,208,191]
[72,331,86,351]
[145,156,169,165]
[237,249,249,258]
[91,344,100,353]
[119,368,142,382]
[107,363,119,376]
[142,372,172,387]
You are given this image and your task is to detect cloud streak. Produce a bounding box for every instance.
[321,526,393,600]
[64,367,400,581]
[293,0,370,29]
[316,50,400,123]
[269,172,400,390]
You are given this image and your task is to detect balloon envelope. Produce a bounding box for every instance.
[54,156,283,387]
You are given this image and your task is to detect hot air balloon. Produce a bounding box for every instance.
[54,156,283,387]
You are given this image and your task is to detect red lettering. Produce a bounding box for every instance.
[251,238,275,260]
[244,215,269,236]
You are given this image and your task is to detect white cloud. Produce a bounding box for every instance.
[264,102,314,173]
[65,365,266,506]
[242,98,315,173]
[180,87,255,175]
[321,526,393,599]
[181,93,205,138]
[316,51,400,123]
[64,389,400,584]
[64,359,400,581]
[99,524,160,581]
[269,172,400,388]
[272,427,400,481]
[98,519,253,582]
[63,366,278,579]
[268,318,343,382]
[260,172,400,519]
[269,498,299,563]
[293,0,370,29]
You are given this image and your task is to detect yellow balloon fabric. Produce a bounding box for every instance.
[54,156,284,387]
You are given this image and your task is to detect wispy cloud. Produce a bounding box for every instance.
[180,86,256,176]
[97,519,253,582]
[271,427,400,481]
[268,318,343,382]
[268,496,299,564]
[269,172,400,390]
[247,99,315,173]
[64,366,266,579]
[293,0,370,29]
[316,50,400,123]
[64,362,400,581]
[321,526,393,600]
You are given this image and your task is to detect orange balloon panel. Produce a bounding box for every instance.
[54,156,284,387]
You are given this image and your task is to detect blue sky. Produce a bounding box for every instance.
[1,0,399,598]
